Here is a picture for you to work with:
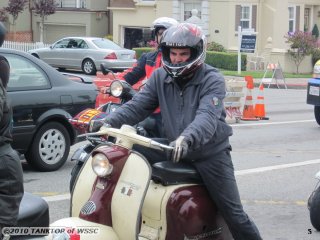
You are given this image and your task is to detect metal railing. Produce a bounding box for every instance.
[2,41,51,52]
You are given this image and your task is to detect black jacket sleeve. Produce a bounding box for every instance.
[0,56,10,122]
[106,72,159,128]
[123,53,147,85]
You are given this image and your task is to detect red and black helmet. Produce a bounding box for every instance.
[160,23,207,78]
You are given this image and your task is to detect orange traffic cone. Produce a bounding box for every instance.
[241,76,259,121]
[255,84,269,120]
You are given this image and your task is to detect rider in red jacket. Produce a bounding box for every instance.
[123,17,179,86]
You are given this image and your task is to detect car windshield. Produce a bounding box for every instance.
[92,39,122,50]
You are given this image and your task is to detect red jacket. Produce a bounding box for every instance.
[123,50,162,86]
[123,50,162,113]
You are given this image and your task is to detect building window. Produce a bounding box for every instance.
[235,4,257,31]
[240,6,251,29]
[304,8,310,32]
[288,6,296,33]
[183,2,201,21]
[55,0,86,8]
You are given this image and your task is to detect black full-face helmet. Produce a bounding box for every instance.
[0,22,6,47]
[160,23,207,78]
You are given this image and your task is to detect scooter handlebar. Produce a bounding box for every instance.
[80,124,174,151]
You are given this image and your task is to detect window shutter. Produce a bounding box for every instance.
[252,5,257,31]
[235,5,241,31]
[295,6,300,31]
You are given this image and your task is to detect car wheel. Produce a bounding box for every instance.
[310,186,320,231]
[82,59,96,75]
[25,122,70,171]
[314,106,320,125]
[70,162,83,193]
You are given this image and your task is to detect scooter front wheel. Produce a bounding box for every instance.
[310,186,320,231]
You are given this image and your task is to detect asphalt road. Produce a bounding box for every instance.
[22,87,320,240]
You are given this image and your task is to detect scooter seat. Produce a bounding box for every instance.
[17,192,49,228]
[151,161,203,186]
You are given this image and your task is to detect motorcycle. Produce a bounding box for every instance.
[69,65,159,192]
[48,124,232,240]
[308,170,320,231]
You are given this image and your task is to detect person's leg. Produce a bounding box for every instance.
[0,146,24,228]
[193,149,262,240]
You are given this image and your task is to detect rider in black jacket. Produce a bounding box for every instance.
[91,23,263,240]
[0,22,24,239]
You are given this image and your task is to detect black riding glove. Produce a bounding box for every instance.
[89,120,111,133]
[169,136,190,163]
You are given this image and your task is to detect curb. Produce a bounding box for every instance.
[253,82,307,90]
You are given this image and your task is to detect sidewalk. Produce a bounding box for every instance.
[225,76,309,89]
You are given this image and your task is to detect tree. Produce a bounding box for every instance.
[284,31,316,74]
[4,0,29,40]
[0,9,8,22]
[32,0,57,43]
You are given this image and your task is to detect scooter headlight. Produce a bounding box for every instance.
[92,153,113,177]
[110,81,123,97]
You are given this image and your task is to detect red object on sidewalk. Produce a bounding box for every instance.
[254,84,269,120]
[241,75,259,121]
[244,75,254,89]
[241,88,259,121]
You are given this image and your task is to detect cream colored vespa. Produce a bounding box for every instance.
[49,125,231,240]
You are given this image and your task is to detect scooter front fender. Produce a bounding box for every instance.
[47,217,119,240]
[315,171,320,180]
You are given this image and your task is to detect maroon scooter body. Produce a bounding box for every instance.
[79,145,129,226]
[77,143,229,239]
[166,186,226,239]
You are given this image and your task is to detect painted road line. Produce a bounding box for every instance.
[241,199,307,206]
[43,193,70,202]
[41,158,320,202]
[235,158,320,176]
[231,119,315,127]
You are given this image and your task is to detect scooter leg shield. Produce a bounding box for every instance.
[71,155,97,217]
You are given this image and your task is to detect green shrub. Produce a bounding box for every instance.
[132,48,246,71]
[205,51,246,71]
[105,34,113,41]
[207,42,226,52]
[132,47,154,59]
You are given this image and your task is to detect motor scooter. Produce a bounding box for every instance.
[308,170,320,231]
[48,124,232,240]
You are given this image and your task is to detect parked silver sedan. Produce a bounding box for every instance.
[28,37,137,75]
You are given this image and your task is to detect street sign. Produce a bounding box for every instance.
[240,35,257,53]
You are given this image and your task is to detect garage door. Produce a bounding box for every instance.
[45,25,86,44]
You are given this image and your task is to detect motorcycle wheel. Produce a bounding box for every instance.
[70,162,83,192]
[310,186,320,231]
